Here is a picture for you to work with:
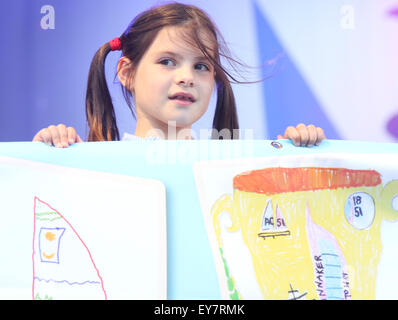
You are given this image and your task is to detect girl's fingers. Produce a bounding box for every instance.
[315,127,326,145]
[67,126,79,144]
[306,124,318,147]
[33,129,51,145]
[284,126,301,146]
[48,125,61,147]
[32,131,42,142]
[296,123,309,146]
[33,124,81,147]
[281,124,327,147]
[57,124,69,147]
[41,129,53,145]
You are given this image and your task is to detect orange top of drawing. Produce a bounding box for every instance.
[233,167,381,194]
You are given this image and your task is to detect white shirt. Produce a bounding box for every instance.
[122,133,161,141]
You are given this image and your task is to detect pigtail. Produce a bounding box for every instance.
[85,43,120,141]
[212,78,239,140]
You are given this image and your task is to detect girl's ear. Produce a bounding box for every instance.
[117,56,134,91]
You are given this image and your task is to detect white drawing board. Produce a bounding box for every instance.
[0,156,166,299]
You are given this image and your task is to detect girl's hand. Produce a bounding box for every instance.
[277,123,326,147]
[32,124,83,148]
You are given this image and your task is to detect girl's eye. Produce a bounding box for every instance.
[195,63,210,71]
[159,58,175,66]
[159,58,210,71]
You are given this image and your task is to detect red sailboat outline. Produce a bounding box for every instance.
[32,196,107,300]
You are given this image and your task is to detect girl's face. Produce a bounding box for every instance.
[128,26,216,138]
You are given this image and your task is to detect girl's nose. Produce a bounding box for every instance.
[176,67,194,87]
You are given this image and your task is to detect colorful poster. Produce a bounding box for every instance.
[194,153,398,299]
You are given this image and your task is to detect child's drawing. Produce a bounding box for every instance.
[33,197,107,300]
[194,156,398,300]
[0,155,167,299]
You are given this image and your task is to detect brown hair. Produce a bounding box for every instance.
[85,2,247,141]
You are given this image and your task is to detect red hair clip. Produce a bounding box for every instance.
[109,37,122,51]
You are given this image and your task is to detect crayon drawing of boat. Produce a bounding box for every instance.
[258,199,290,239]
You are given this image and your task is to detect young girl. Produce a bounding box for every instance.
[33,2,326,147]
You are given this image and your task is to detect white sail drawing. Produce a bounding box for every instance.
[258,199,290,239]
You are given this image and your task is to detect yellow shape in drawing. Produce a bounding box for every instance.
[45,232,56,241]
[42,252,55,259]
[212,168,398,299]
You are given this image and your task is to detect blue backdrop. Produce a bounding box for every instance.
[1,0,398,142]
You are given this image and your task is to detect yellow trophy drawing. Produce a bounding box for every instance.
[212,167,398,299]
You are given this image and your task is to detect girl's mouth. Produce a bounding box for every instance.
[169,92,195,102]
[169,92,196,105]
[170,97,194,106]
